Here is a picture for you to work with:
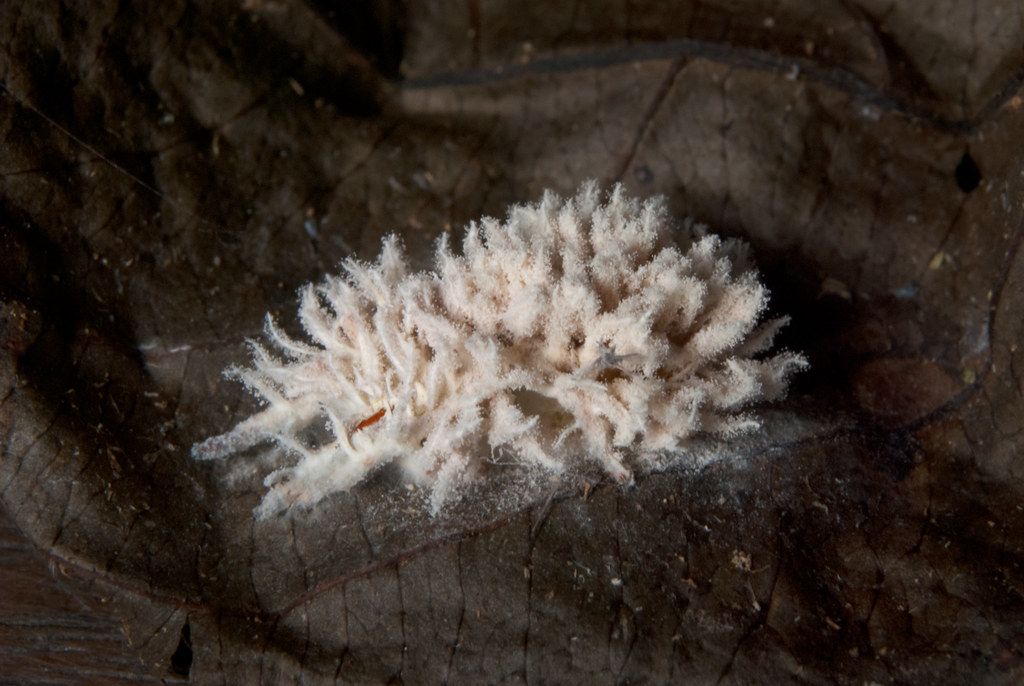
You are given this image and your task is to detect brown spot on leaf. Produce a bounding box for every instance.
[852,357,962,423]
[0,300,41,357]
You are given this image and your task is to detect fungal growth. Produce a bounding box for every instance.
[193,183,807,517]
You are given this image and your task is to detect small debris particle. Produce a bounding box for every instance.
[928,251,950,270]
[517,42,535,65]
[412,170,434,190]
[859,105,882,121]
[731,550,752,572]
[819,276,852,300]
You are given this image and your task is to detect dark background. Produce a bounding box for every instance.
[1,1,1023,683]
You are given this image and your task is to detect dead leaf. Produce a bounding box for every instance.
[1,1,1023,683]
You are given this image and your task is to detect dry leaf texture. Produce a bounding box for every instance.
[2,0,1024,683]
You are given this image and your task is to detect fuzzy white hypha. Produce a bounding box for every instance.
[193,183,807,517]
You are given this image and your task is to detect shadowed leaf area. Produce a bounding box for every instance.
[1,1,1023,683]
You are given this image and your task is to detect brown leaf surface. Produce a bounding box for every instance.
[2,1,1023,683]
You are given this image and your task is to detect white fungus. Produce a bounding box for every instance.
[193,182,807,517]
